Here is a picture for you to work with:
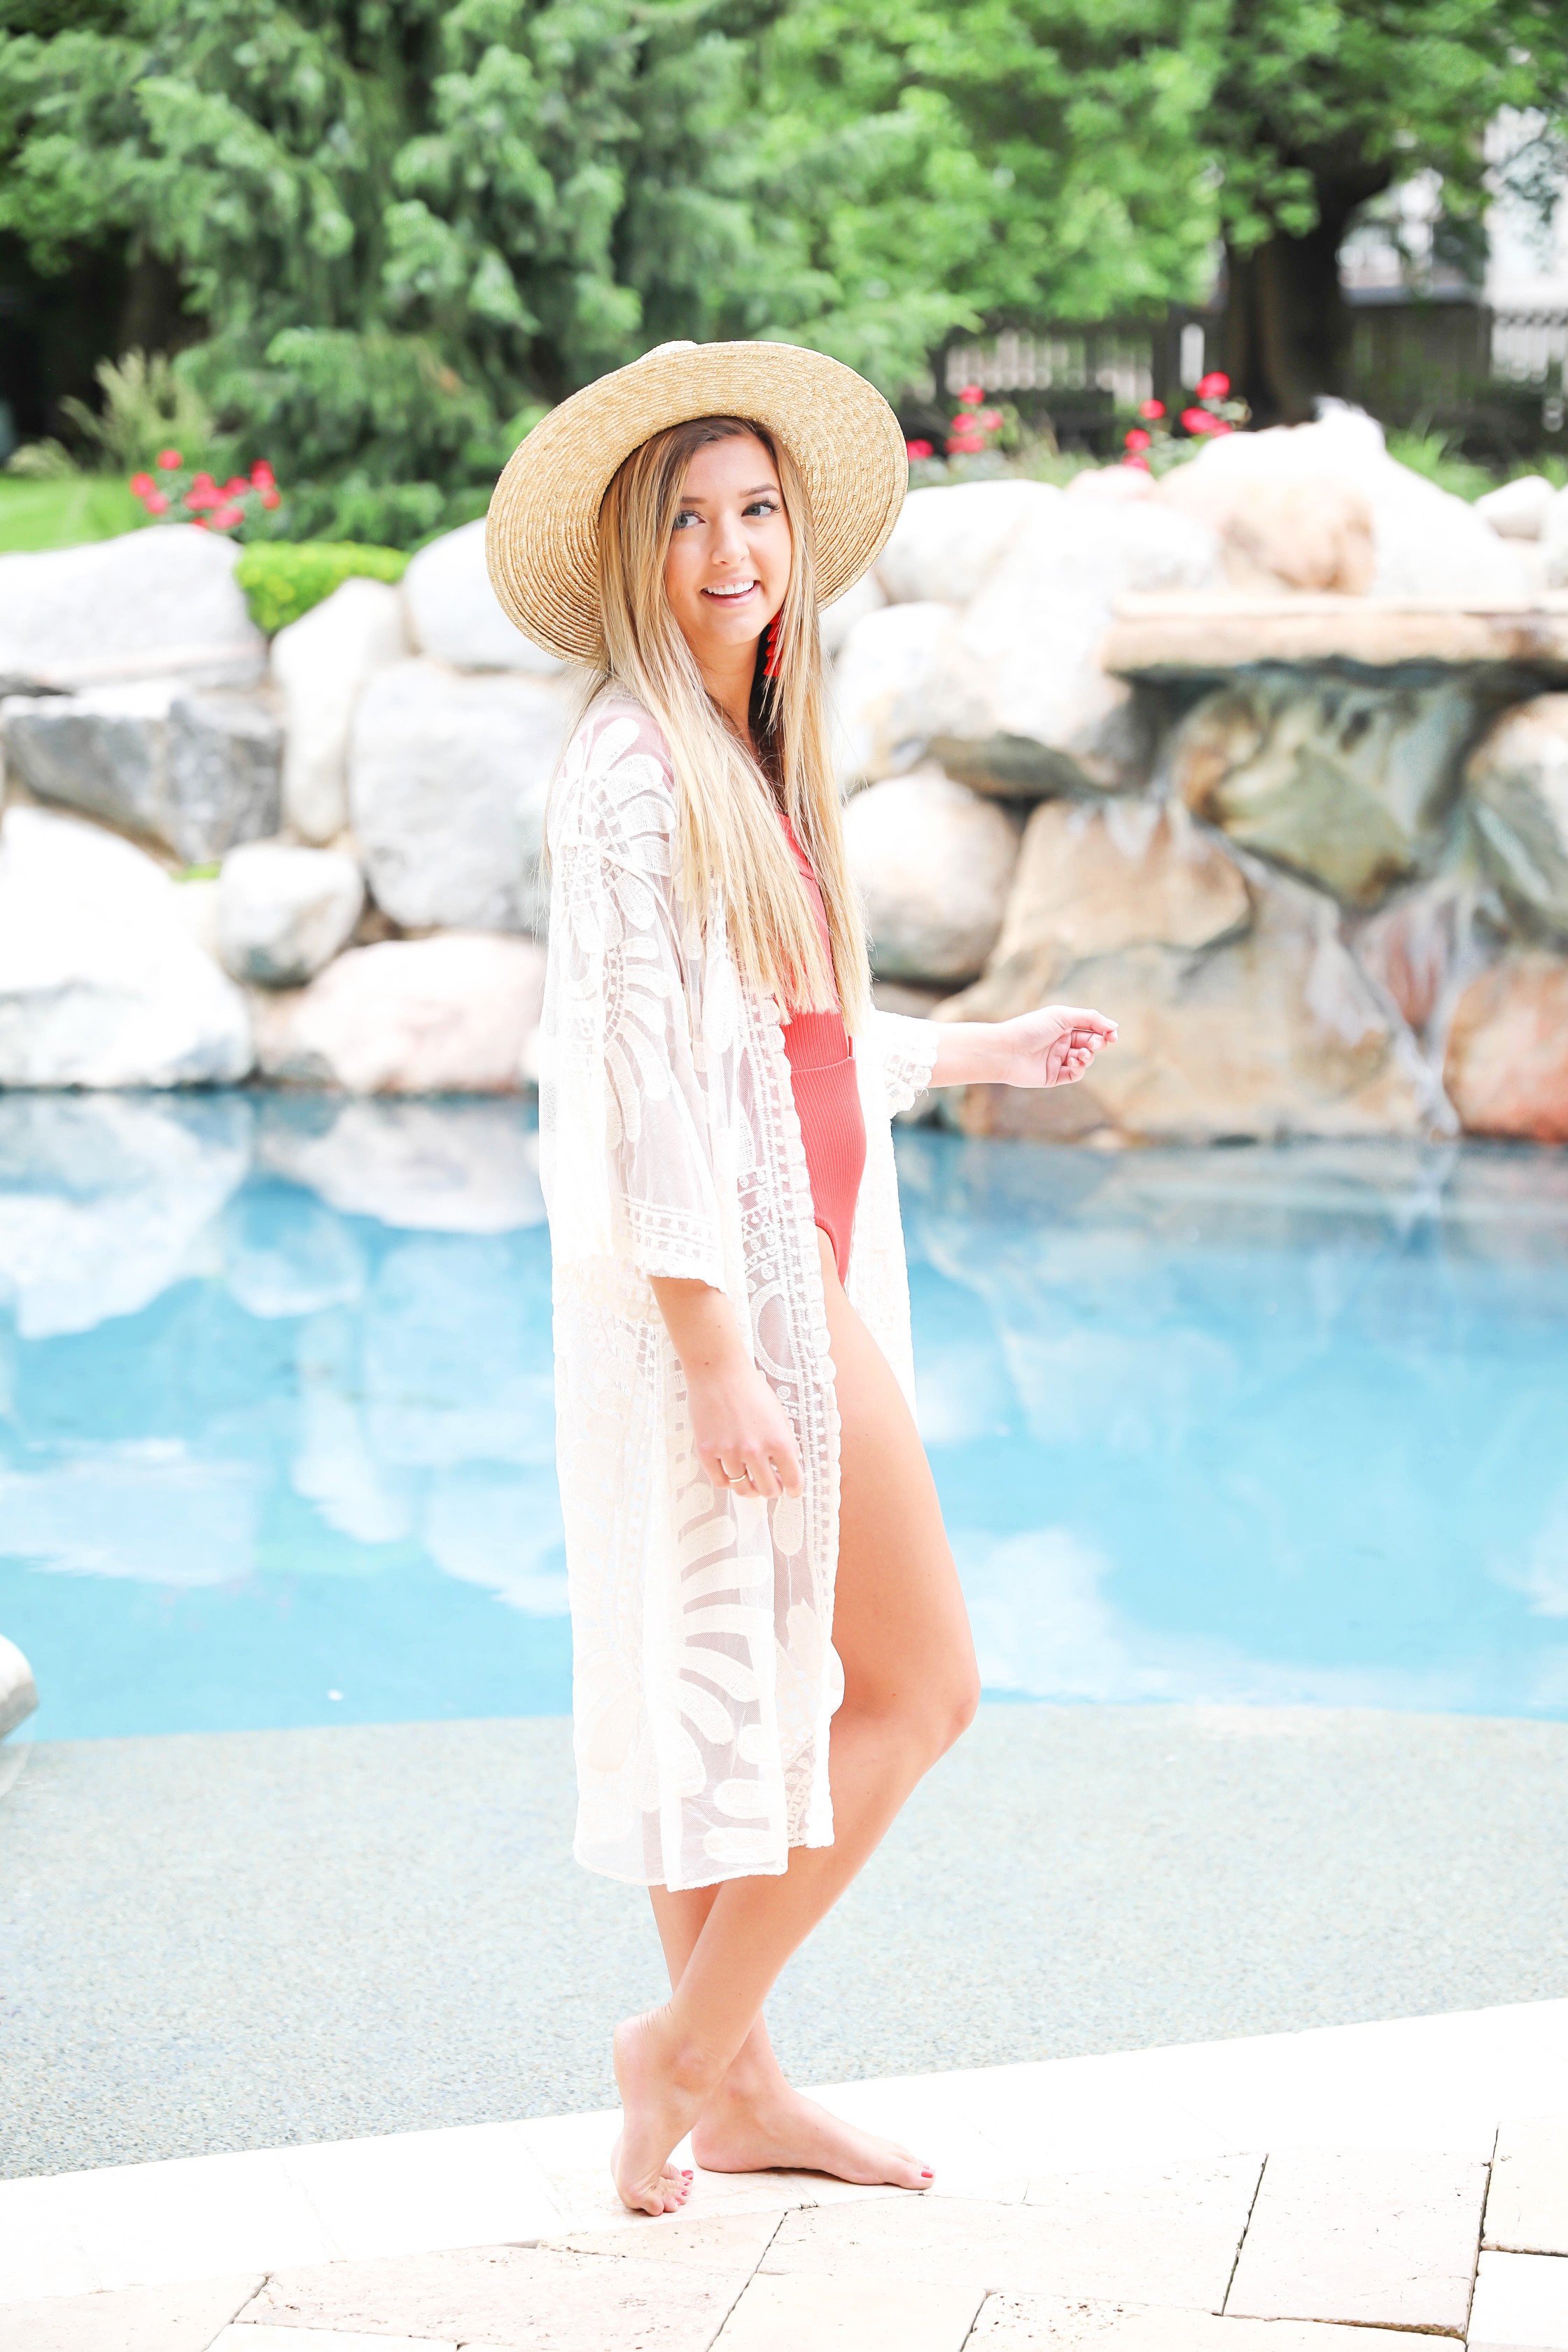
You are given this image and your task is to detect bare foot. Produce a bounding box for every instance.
[610,2010,709,2215]
[690,2084,932,2190]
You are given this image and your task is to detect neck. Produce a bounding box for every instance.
[694,639,758,742]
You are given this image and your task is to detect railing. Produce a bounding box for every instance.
[943,301,1568,439]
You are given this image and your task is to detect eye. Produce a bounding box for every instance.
[673,507,701,531]
[744,497,779,518]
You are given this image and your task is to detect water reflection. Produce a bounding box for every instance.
[1,1096,1566,1737]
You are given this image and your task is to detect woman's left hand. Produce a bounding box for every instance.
[928,1006,1118,1091]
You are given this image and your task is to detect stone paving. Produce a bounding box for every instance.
[4,2001,1568,2348]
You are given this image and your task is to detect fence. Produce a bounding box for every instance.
[942,300,1568,444]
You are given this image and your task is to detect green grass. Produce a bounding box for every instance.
[0,475,148,552]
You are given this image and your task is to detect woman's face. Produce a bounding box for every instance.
[662,432,792,671]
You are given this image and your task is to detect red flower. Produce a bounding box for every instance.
[1180,407,1217,435]
[129,471,153,496]
[1196,370,1231,400]
[1139,398,1165,420]
[946,432,985,454]
[1123,454,1151,473]
[904,438,934,460]
[1208,418,1235,435]
[259,486,281,509]
[956,384,984,406]
[1124,427,1152,452]
[221,476,249,498]
[976,407,1003,430]
[143,489,169,514]
[191,517,209,530]
[249,460,276,488]
[156,448,182,470]
[211,503,244,529]
[184,484,217,510]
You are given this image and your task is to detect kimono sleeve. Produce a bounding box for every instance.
[540,711,727,1291]
[871,1009,941,1117]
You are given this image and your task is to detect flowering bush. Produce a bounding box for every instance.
[1120,372,1249,472]
[946,383,1005,458]
[127,449,281,536]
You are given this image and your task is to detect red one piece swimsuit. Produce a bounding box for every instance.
[777,809,866,1283]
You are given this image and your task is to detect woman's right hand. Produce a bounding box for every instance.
[650,1275,804,1500]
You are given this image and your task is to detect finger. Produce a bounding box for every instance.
[775,1447,805,1499]
[1056,1007,1119,1040]
[743,1453,782,1499]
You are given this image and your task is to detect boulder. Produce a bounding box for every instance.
[944,804,1437,1143]
[253,932,545,1094]
[843,767,1020,983]
[257,1096,545,1231]
[1105,596,1568,680]
[874,479,1056,606]
[1169,669,1477,908]
[1156,409,1532,601]
[1158,468,1376,593]
[1476,475,1557,540]
[349,659,568,932]
[820,569,888,659]
[0,525,265,694]
[1465,692,1568,938]
[402,519,564,675]
[2,680,282,864]
[0,1634,37,1740]
[833,502,1221,797]
[1349,867,1493,1042]
[0,1090,253,1337]
[217,841,365,988]
[1065,465,1158,505]
[0,806,253,1088]
[1444,953,1568,1141]
[1543,489,1568,591]
[270,578,407,843]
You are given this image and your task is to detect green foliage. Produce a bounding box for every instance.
[59,346,216,471]
[1384,429,1502,505]
[0,472,146,549]
[233,539,409,634]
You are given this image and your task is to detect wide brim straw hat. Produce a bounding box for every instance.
[485,340,908,666]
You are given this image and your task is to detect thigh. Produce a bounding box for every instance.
[817,1231,976,1715]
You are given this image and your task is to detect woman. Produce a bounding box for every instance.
[486,341,1116,2217]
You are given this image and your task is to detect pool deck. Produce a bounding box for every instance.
[6,1704,1568,2179]
[4,1999,1568,2347]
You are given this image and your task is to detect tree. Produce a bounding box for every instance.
[0,0,778,540]
[1201,0,1568,425]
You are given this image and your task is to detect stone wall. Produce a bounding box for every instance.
[1,412,1566,1140]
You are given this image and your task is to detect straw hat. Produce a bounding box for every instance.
[485,340,907,665]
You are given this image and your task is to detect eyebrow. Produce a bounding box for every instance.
[679,484,780,503]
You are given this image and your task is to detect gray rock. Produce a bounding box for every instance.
[844,767,1020,982]
[0,1634,38,1740]
[2,680,282,865]
[0,524,265,695]
[1476,475,1558,541]
[875,479,1056,606]
[271,577,409,844]
[0,805,253,1089]
[1170,668,1478,909]
[402,519,564,674]
[253,932,546,1095]
[216,840,365,988]
[1466,692,1568,939]
[349,659,570,932]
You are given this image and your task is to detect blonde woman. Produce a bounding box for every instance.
[486,342,1116,2217]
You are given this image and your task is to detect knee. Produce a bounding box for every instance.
[936,1665,981,1757]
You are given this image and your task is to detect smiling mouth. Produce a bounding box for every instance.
[701,579,758,601]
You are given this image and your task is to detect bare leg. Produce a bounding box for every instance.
[612,1233,979,2211]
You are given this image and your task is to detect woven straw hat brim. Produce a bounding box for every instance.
[485,341,907,666]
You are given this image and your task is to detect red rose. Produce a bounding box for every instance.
[1124,427,1152,452]
[1138,398,1165,420]
[957,384,984,406]
[129,472,153,496]
[249,461,276,488]
[211,503,244,528]
[1196,370,1231,400]
[156,448,181,470]
[905,438,934,460]
[1180,407,1215,435]
[144,489,169,514]
[1124,454,1151,473]
[259,486,281,509]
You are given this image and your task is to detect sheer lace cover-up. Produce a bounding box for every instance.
[540,694,939,1891]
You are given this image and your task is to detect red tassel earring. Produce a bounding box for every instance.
[764,613,783,680]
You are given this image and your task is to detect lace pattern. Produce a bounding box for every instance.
[540,694,939,1889]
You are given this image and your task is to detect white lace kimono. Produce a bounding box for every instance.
[540,693,939,1890]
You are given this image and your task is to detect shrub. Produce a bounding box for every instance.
[234,542,409,636]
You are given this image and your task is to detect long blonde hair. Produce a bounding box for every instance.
[590,414,868,1026]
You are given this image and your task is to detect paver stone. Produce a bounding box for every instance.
[1490,2120,1568,2253]
[972,2293,1438,2346]
[714,2269,983,2349]
[1468,2248,1568,2351]
[218,2329,456,2351]
[1225,2148,1486,2332]
[1,2274,262,2352]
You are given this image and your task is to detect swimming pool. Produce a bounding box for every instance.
[2,1091,1566,1739]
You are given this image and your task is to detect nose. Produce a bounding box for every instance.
[709,507,749,570]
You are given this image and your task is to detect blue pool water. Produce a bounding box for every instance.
[3,1092,1567,1740]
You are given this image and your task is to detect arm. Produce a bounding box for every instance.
[650,1278,804,1502]
[930,1004,1118,1090]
